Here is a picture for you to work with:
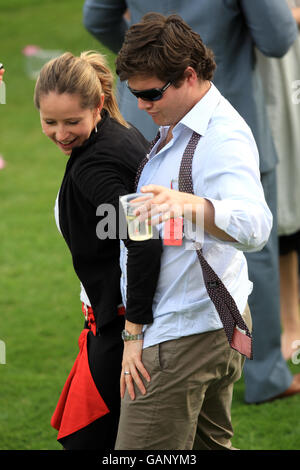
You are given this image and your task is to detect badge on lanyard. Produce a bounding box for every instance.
[163,178,183,246]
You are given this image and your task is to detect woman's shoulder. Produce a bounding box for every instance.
[89,117,149,166]
[71,117,149,177]
[103,116,150,154]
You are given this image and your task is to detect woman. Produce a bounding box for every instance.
[34,51,162,450]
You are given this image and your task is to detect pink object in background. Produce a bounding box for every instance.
[22,45,62,79]
[22,45,41,56]
[0,156,6,170]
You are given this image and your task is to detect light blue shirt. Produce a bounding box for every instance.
[120,84,272,348]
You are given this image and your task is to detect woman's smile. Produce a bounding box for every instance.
[39,92,99,155]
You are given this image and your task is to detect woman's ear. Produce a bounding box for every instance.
[93,93,105,121]
[98,93,105,112]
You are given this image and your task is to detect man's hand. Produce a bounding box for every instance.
[137,184,236,242]
[134,184,188,225]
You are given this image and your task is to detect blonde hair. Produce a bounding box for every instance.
[34,50,129,128]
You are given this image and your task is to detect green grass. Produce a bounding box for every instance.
[232,361,300,450]
[0,0,299,451]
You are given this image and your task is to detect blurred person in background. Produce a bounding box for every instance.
[83,0,300,404]
[34,50,162,450]
[256,0,300,361]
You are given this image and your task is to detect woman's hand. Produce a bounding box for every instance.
[120,321,150,400]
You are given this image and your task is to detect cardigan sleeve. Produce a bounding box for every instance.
[71,142,162,325]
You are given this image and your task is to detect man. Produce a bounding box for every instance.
[83,0,300,405]
[114,13,272,450]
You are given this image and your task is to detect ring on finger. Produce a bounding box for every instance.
[124,371,131,375]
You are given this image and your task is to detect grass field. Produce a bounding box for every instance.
[0,0,299,451]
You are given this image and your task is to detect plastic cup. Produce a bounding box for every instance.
[120,192,153,241]
[0,80,5,104]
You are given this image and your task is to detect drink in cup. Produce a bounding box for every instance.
[120,193,153,241]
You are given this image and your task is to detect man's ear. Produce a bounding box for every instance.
[184,66,198,84]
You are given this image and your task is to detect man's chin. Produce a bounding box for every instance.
[148,114,166,126]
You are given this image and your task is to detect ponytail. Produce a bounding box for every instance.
[80,51,129,128]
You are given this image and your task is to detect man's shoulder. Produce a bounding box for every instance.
[210,93,252,135]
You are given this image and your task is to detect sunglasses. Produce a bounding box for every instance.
[126,81,172,102]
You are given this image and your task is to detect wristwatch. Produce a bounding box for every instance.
[122,329,144,341]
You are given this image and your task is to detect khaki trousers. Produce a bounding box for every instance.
[115,305,252,450]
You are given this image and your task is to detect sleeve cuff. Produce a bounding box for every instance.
[205,197,232,233]
[205,197,246,249]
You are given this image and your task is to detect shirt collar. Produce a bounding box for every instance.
[175,82,221,137]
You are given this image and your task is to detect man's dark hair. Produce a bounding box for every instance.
[116,12,216,86]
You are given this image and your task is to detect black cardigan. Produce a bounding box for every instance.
[58,110,162,331]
